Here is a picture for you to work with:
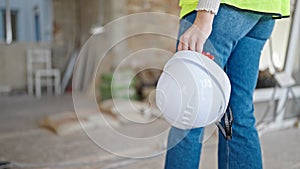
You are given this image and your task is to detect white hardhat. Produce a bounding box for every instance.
[156,50,231,129]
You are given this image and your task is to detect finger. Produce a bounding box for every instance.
[178,36,186,51]
[182,39,189,50]
[189,39,196,51]
[179,34,190,51]
[196,40,203,53]
[177,41,183,51]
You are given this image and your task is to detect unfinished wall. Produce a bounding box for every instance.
[0,43,51,90]
[127,0,179,53]
[2,0,300,92]
[126,0,179,15]
[52,0,80,71]
[109,0,180,69]
[78,0,101,44]
[0,0,81,90]
[90,0,181,99]
[101,0,180,68]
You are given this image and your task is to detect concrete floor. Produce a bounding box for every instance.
[0,94,300,169]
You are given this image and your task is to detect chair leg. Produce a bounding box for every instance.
[35,73,42,98]
[28,75,34,95]
[54,72,61,95]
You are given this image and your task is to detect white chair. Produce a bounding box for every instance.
[26,48,61,98]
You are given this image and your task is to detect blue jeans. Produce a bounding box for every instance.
[165,5,275,169]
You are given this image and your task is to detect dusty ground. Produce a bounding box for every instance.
[0,94,300,169]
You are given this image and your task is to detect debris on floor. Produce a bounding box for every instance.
[99,71,138,101]
[136,69,162,101]
[39,110,119,135]
[0,161,11,169]
[99,99,162,124]
[256,68,277,88]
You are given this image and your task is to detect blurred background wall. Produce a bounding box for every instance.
[0,0,299,93]
[0,0,180,92]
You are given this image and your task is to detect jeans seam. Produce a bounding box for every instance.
[226,141,230,169]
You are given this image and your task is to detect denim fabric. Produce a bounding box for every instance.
[165,4,275,169]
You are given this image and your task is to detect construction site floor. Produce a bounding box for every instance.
[1,94,300,169]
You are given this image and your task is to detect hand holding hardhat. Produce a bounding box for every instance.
[156,50,231,129]
[178,11,214,52]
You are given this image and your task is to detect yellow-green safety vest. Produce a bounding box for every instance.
[179,0,290,18]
